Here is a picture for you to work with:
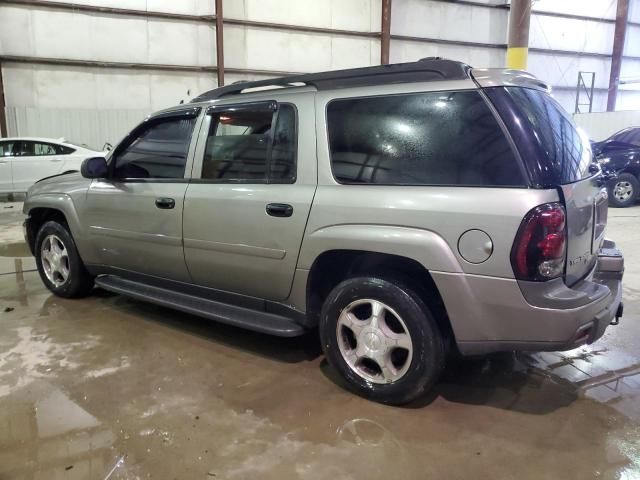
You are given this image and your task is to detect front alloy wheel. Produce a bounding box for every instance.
[40,234,71,287]
[35,220,95,298]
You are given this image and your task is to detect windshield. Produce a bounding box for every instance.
[485,87,593,186]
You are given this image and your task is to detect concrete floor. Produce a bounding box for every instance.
[1,203,639,480]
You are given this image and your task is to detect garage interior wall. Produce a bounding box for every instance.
[0,0,639,149]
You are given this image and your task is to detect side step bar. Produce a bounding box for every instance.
[95,275,306,337]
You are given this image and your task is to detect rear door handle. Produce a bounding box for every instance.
[266,203,293,217]
[50,159,63,162]
[155,197,175,209]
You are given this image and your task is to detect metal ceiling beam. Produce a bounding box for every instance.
[381,0,391,64]
[607,0,630,112]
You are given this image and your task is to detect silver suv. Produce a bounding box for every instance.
[23,58,624,405]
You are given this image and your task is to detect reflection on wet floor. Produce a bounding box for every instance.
[1,209,640,478]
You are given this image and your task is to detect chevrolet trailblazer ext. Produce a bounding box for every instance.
[23,59,624,404]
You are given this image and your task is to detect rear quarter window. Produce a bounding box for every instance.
[484,87,592,186]
[326,90,525,187]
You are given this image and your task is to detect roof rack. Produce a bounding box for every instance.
[191,57,471,102]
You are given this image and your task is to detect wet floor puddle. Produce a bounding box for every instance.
[0,242,31,258]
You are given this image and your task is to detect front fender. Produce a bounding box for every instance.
[297,224,463,273]
[24,191,97,264]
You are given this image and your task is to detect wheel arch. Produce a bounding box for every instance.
[304,249,455,346]
[24,194,90,259]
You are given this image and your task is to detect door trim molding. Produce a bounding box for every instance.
[184,237,286,259]
[89,225,182,246]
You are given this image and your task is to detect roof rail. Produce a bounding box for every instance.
[191,57,471,102]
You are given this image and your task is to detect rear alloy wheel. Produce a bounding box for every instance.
[609,173,639,208]
[320,277,445,405]
[336,298,413,384]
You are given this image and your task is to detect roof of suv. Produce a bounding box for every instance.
[191,57,471,103]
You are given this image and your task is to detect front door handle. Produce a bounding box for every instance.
[155,197,175,209]
[50,159,63,162]
[266,203,293,217]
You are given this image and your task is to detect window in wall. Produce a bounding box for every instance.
[327,90,525,186]
[113,116,197,179]
[202,104,296,183]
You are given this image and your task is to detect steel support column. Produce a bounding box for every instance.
[607,0,629,112]
[506,0,531,70]
[381,0,391,64]
[215,0,225,87]
[0,63,7,137]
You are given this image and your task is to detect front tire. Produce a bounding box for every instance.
[319,277,445,405]
[608,173,639,208]
[35,220,94,298]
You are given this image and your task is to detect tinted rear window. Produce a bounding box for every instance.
[327,90,525,186]
[485,87,592,185]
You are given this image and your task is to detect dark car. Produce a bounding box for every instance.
[592,127,640,208]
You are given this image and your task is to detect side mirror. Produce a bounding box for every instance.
[81,156,108,179]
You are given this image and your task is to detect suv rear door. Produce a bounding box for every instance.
[486,87,606,285]
[82,108,201,282]
[182,96,316,301]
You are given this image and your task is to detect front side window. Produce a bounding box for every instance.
[14,141,35,157]
[113,116,197,179]
[327,90,524,186]
[201,104,296,183]
[0,141,15,157]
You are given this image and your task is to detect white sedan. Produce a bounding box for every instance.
[0,137,106,193]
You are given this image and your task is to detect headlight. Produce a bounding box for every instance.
[597,157,611,165]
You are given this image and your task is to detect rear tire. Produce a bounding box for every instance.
[608,173,639,208]
[319,276,445,405]
[35,220,95,298]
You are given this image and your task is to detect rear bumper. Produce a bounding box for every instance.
[431,240,624,355]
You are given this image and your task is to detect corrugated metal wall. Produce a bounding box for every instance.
[5,106,149,151]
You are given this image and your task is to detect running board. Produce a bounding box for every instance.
[95,275,306,337]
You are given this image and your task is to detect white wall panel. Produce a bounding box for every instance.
[223,0,380,32]
[630,0,640,23]
[530,15,613,55]
[624,25,640,58]
[528,52,611,89]
[34,0,214,16]
[530,0,617,20]
[618,91,640,111]
[225,25,378,73]
[0,6,214,66]
[2,63,216,110]
[390,39,504,68]
[574,110,640,141]
[392,0,508,44]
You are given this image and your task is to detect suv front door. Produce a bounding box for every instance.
[83,108,201,282]
[183,97,316,301]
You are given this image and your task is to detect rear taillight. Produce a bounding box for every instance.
[511,203,566,281]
